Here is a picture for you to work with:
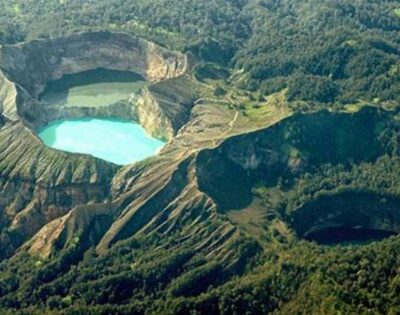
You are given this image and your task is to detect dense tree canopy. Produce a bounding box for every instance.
[0,0,399,105]
[1,1,400,314]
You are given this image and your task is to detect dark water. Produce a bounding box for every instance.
[40,68,147,107]
[304,227,396,246]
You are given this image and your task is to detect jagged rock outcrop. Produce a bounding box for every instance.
[1,31,399,304]
[0,31,193,258]
[0,31,189,130]
[0,31,186,99]
[24,103,399,261]
[0,121,118,258]
[0,69,17,120]
[135,75,200,140]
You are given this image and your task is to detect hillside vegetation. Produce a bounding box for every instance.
[0,1,400,315]
[0,0,399,106]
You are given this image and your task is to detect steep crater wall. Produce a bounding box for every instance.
[291,191,400,240]
[0,31,195,258]
[0,31,186,98]
[0,31,193,140]
[196,108,389,211]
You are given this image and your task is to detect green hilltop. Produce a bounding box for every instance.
[0,1,399,314]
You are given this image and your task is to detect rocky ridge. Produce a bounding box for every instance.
[0,32,399,309]
[0,31,192,258]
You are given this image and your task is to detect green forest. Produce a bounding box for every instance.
[0,0,399,106]
[0,1,400,314]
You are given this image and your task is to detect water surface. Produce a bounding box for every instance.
[40,68,147,107]
[39,118,165,165]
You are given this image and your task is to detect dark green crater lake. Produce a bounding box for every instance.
[40,68,148,107]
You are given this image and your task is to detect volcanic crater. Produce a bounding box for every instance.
[0,31,399,266]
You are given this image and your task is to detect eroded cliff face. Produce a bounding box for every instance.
[26,105,399,263]
[0,31,399,299]
[0,31,189,132]
[0,121,118,258]
[21,90,292,259]
[0,31,186,98]
[135,75,200,141]
[195,107,396,214]
[20,96,265,259]
[0,69,17,120]
[0,31,192,258]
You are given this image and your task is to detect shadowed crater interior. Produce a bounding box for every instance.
[304,227,396,245]
[291,192,400,245]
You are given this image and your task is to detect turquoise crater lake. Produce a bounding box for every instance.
[38,69,164,165]
[38,118,165,165]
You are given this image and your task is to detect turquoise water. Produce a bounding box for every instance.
[38,118,165,165]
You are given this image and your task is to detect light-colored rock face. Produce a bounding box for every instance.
[146,42,186,81]
[7,30,390,266]
[0,32,187,97]
[0,69,18,120]
[135,90,175,141]
[0,32,192,258]
[0,31,188,130]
